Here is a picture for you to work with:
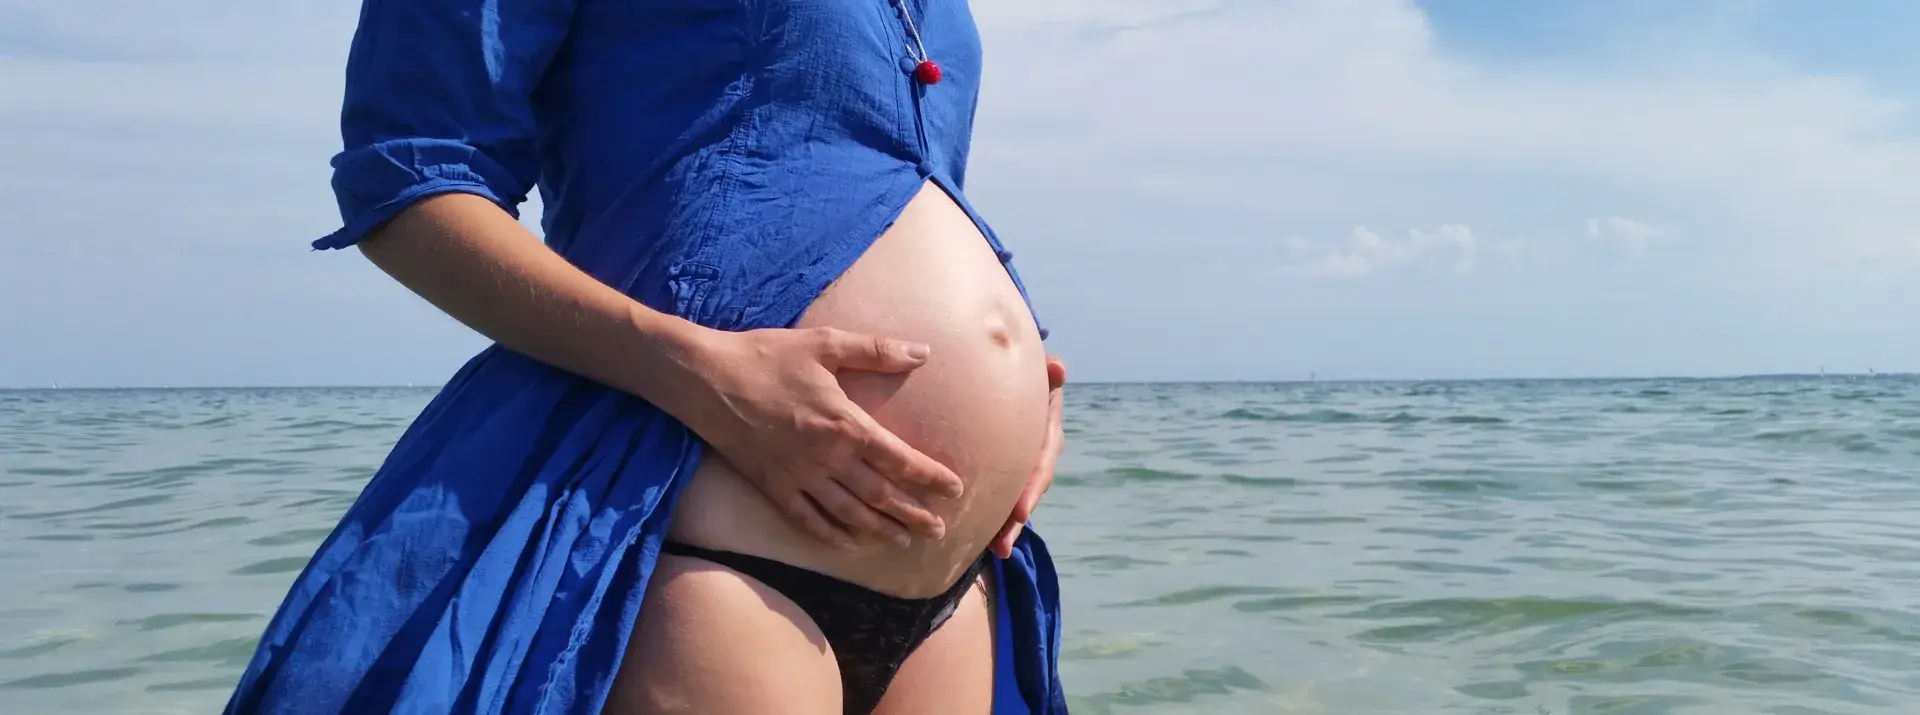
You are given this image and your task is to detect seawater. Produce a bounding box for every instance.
[3,378,1917,714]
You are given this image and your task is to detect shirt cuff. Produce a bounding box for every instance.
[314,138,529,251]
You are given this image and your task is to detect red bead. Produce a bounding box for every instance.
[913,60,942,85]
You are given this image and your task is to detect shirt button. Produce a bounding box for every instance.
[995,249,1013,262]
[899,56,918,75]
[916,160,936,176]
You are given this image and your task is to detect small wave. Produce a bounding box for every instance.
[4,466,88,477]
[0,634,87,660]
[1390,475,1519,494]
[1347,596,1712,643]
[1075,554,1169,572]
[231,556,313,576]
[1360,559,1511,576]
[265,418,391,434]
[1218,474,1301,488]
[246,527,336,548]
[1068,665,1266,711]
[1110,584,1289,608]
[1753,429,1885,453]
[137,637,259,668]
[1232,593,1375,613]
[12,494,174,521]
[0,667,146,690]
[1103,467,1204,483]
[120,613,260,632]
[1438,415,1508,425]
[148,676,244,692]
[1220,407,1365,423]
[1220,407,1508,426]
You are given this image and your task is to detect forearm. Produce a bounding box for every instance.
[358,192,713,413]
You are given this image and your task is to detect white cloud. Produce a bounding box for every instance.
[973,0,1920,274]
[1586,216,1672,257]
[1283,224,1477,278]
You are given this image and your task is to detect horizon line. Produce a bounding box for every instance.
[3,371,1910,392]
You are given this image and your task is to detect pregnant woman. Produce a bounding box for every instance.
[223,0,1069,714]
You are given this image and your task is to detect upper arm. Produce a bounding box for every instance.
[316,0,577,250]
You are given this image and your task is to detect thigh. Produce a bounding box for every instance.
[872,573,996,715]
[603,554,842,715]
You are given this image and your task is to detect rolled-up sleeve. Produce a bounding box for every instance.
[314,0,576,250]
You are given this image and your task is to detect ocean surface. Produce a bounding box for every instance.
[3,378,1919,714]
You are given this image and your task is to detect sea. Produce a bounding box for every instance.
[3,377,1918,714]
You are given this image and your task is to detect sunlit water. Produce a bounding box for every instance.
[4,378,1918,714]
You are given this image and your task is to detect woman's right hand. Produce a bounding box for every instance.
[671,325,965,549]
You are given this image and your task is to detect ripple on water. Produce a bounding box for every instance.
[0,667,147,691]
[1110,585,1290,609]
[1068,666,1267,715]
[1346,597,1717,644]
[230,556,312,577]
[120,613,261,632]
[9,382,1920,713]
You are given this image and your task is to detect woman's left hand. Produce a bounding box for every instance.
[990,355,1067,559]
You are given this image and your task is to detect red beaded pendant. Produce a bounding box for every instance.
[913,59,943,85]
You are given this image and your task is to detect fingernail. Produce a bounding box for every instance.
[893,532,912,548]
[903,342,930,360]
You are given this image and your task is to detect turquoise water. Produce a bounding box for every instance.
[3,378,1918,714]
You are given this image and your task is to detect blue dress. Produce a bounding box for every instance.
[221,0,1067,713]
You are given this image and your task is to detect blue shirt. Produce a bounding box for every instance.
[224,0,1066,713]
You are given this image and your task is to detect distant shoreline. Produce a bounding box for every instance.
[5,372,1913,392]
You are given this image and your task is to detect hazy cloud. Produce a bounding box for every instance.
[1586,216,1672,257]
[1283,225,1477,278]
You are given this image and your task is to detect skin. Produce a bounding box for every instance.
[359,184,1066,715]
[356,192,1064,551]
[610,182,1059,713]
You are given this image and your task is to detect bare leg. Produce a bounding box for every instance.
[605,555,998,715]
[604,554,842,714]
[873,572,997,715]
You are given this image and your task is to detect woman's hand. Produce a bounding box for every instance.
[354,195,957,550]
[675,325,967,549]
[989,355,1067,559]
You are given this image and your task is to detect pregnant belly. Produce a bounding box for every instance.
[666,181,1050,598]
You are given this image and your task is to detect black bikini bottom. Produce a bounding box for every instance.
[659,541,990,715]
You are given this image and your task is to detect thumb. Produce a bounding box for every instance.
[818,329,930,373]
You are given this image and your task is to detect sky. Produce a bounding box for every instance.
[2,0,1917,387]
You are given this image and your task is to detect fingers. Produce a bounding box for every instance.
[851,410,967,499]
[808,478,912,547]
[1008,456,1050,525]
[1046,355,1067,389]
[1004,366,1068,538]
[780,491,858,550]
[815,328,930,374]
[989,520,1022,560]
[839,460,946,540]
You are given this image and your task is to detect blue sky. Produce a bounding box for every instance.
[2,0,1917,387]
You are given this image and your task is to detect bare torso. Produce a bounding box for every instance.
[606,183,1050,714]
[664,182,1051,597]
